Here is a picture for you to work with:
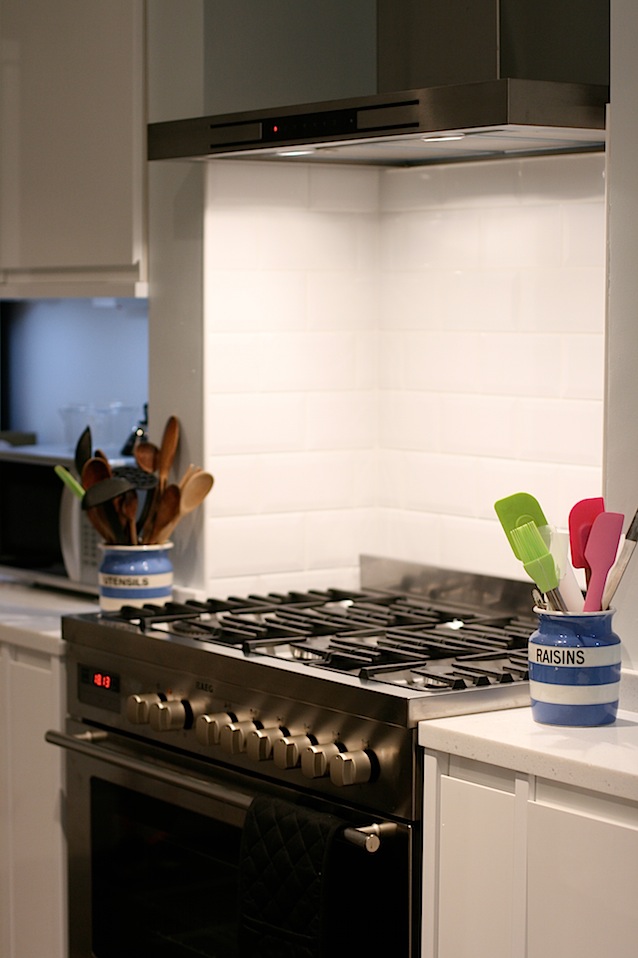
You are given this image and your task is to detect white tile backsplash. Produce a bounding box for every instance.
[201,154,605,594]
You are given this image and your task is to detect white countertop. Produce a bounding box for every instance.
[419,705,638,802]
[0,576,97,654]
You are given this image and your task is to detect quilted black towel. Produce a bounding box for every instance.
[238,795,344,958]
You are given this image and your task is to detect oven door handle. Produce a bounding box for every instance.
[45,729,390,852]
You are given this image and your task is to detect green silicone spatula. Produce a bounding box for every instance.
[509,521,568,612]
[494,492,549,558]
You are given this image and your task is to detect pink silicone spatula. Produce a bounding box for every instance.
[569,497,605,587]
[582,511,624,612]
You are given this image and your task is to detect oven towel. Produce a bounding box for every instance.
[237,794,344,958]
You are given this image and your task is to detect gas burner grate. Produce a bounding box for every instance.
[100,591,535,692]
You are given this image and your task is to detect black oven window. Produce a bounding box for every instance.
[90,779,242,958]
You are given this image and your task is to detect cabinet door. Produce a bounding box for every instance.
[437,776,517,958]
[1,643,66,958]
[528,802,638,958]
[0,0,145,289]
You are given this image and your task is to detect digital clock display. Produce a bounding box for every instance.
[79,664,121,706]
[92,671,115,690]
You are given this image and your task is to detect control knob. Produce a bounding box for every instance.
[220,720,260,755]
[195,712,234,747]
[273,733,314,769]
[149,698,206,732]
[246,726,287,762]
[126,693,162,725]
[329,749,374,787]
[301,742,342,779]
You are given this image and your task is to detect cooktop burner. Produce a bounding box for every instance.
[103,587,533,693]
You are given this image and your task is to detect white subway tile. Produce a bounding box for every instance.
[257,451,374,512]
[561,334,605,400]
[381,209,481,270]
[516,397,604,466]
[305,391,377,449]
[257,210,373,271]
[206,393,306,453]
[400,452,483,515]
[209,514,306,577]
[205,333,268,393]
[306,270,379,330]
[204,209,261,269]
[378,391,443,450]
[377,508,443,566]
[470,332,564,398]
[205,270,307,331]
[309,165,380,212]
[257,331,360,391]
[518,153,605,204]
[479,205,563,268]
[475,456,603,528]
[380,159,522,211]
[207,160,310,207]
[562,202,606,267]
[518,267,605,334]
[438,514,527,581]
[209,455,263,516]
[305,508,379,570]
[439,394,522,458]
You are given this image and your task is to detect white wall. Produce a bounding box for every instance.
[194,153,605,600]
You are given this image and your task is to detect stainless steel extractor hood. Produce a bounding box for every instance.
[148,79,607,167]
[148,1,609,167]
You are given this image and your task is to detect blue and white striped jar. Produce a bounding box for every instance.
[529,609,621,727]
[98,543,173,612]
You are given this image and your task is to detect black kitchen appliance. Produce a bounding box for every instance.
[149,1,608,167]
[47,557,535,957]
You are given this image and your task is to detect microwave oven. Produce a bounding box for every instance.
[0,445,130,593]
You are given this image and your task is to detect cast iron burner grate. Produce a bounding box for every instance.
[104,589,534,692]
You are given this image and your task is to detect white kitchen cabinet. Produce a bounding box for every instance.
[0,0,147,298]
[420,708,638,958]
[527,795,638,958]
[0,634,66,958]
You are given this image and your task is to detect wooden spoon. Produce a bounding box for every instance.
[81,456,111,490]
[181,470,214,516]
[157,415,180,494]
[121,489,139,545]
[147,483,181,544]
[179,463,202,491]
[134,440,159,474]
[158,471,214,542]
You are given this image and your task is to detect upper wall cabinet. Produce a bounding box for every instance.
[0,0,146,298]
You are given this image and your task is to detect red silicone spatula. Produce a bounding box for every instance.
[582,511,624,612]
[569,497,605,587]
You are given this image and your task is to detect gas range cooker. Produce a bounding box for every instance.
[61,560,536,819]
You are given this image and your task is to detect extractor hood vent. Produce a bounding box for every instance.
[148,79,607,167]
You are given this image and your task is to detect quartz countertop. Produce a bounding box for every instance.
[0,576,97,654]
[418,704,638,803]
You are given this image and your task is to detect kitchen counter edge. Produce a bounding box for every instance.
[419,702,638,803]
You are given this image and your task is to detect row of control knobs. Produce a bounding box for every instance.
[126,693,374,787]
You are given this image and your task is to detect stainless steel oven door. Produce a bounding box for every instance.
[48,723,416,958]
